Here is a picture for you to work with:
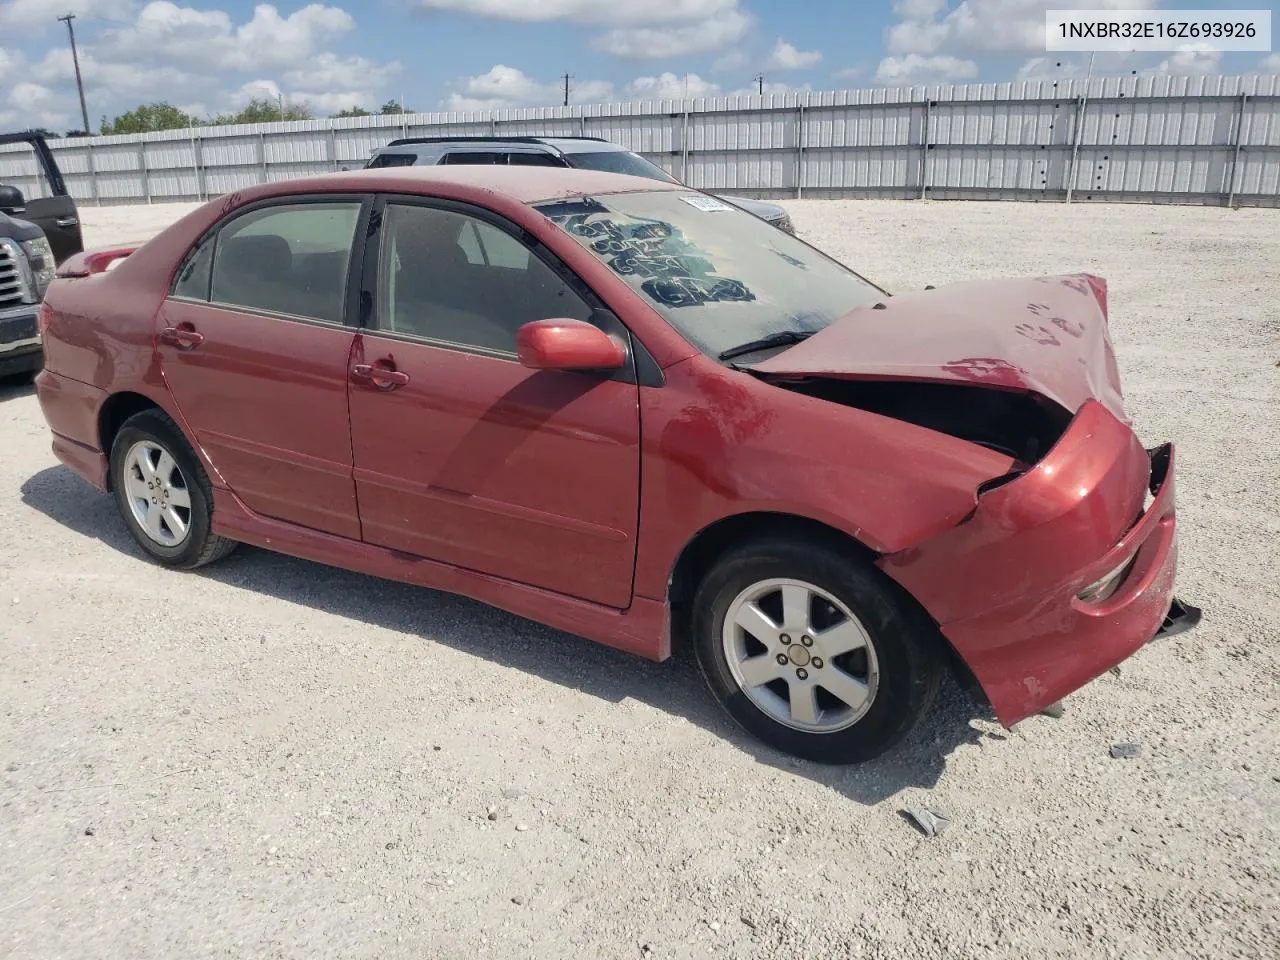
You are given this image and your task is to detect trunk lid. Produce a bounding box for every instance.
[752,274,1127,422]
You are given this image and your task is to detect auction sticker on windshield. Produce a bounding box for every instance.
[681,196,735,212]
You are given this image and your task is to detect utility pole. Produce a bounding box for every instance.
[754,74,765,96]
[562,73,572,107]
[57,13,91,135]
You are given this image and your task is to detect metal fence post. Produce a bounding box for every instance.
[1227,93,1250,207]
[85,138,100,206]
[1066,92,1088,203]
[138,140,151,204]
[919,98,931,199]
[189,128,199,201]
[259,131,268,187]
[681,102,691,183]
[328,127,339,171]
[796,99,806,199]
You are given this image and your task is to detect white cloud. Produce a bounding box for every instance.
[1149,45,1222,76]
[408,0,739,25]
[1257,53,1280,72]
[886,0,1160,57]
[7,81,58,112]
[283,53,401,93]
[97,2,355,72]
[625,72,722,99]
[444,65,615,111]
[711,49,748,73]
[593,9,753,59]
[0,0,131,28]
[765,38,822,71]
[875,54,979,85]
[4,1,400,128]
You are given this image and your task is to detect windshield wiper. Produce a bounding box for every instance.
[718,330,814,362]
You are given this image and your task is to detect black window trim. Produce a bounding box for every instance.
[360,193,663,386]
[166,193,374,331]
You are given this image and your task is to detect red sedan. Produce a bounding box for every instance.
[33,166,1197,763]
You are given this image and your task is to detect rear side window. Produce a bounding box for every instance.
[208,202,361,323]
[508,152,566,167]
[367,153,417,169]
[172,238,214,300]
[441,151,507,165]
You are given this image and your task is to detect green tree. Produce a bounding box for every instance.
[101,102,198,135]
[212,97,314,125]
[332,106,372,118]
[380,99,409,114]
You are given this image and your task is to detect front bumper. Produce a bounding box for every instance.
[881,400,1193,727]
[0,304,42,377]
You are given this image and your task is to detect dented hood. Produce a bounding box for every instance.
[753,274,1128,422]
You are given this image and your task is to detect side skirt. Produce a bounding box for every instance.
[211,486,671,662]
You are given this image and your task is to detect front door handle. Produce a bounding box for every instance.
[159,324,204,350]
[351,363,409,391]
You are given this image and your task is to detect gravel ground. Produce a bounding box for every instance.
[2,198,1277,959]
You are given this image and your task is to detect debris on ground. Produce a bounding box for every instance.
[904,807,951,837]
[1110,743,1143,759]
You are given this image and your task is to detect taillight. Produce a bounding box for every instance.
[1085,274,1108,320]
[38,301,54,335]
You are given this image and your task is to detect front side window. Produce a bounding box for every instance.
[441,151,506,165]
[208,201,361,323]
[377,203,592,355]
[534,191,883,360]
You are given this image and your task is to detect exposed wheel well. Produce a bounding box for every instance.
[98,392,159,488]
[664,511,989,708]
[666,513,875,645]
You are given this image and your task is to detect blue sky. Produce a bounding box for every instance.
[1,0,1276,131]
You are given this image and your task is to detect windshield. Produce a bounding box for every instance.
[566,151,681,184]
[533,191,884,361]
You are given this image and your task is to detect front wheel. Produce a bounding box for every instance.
[109,408,237,569]
[691,537,942,764]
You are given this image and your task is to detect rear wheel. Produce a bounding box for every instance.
[692,537,942,764]
[109,408,237,569]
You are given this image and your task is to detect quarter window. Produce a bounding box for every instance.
[208,201,361,323]
[377,203,592,354]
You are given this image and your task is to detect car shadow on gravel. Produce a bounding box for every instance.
[22,464,1003,806]
[0,377,36,402]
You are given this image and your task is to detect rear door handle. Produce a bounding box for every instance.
[159,325,204,350]
[351,363,409,390]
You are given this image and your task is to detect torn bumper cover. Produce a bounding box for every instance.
[1153,596,1202,641]
[879,400,1193,728]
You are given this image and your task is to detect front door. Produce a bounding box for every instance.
[157,198,367,539]
[347,199,641,608]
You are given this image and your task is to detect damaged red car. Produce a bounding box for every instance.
[33,166,1198,763]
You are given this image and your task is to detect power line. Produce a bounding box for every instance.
[57,13,91,135]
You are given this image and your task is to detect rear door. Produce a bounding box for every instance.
[346,196,642,607]
[0,136,83,264]
[157,196,369,539]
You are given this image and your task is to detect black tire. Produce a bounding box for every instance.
[691,536,942,764]
[108,408,237,569]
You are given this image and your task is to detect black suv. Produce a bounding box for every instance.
[365,136,795,234]
[1,131,84,379]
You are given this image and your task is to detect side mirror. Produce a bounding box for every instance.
[0,184,25,214]
[516,318,626,372]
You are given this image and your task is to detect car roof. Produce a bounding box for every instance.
[374,137,630,156]
[291,164,686,205]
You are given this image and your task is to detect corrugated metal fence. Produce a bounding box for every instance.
[3,73,1278,207]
